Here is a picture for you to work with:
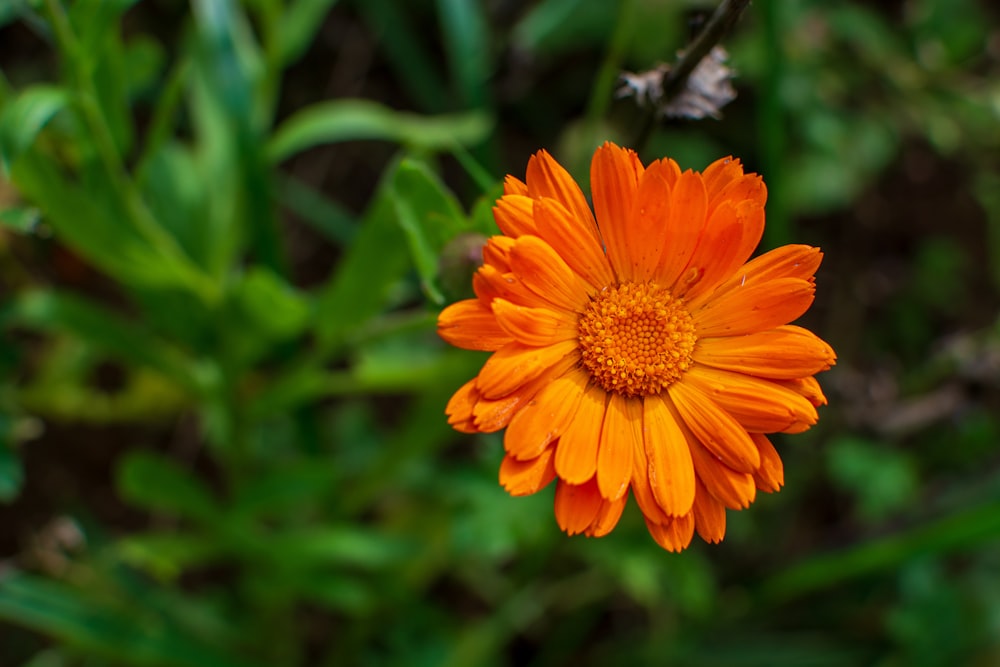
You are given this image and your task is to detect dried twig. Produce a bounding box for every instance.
[620,0,751,149]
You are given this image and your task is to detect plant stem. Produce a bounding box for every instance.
[633,0,751,152]
[42,0,219,303]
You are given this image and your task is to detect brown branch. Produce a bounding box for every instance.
[630,0,752,150]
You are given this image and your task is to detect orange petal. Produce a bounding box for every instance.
[710,245,823,301]
[525,149,599,237]
[503,174,528,196]
[491,299,577,347]
[625,162,673,281]
[554,478,604,535]
[493,195,536,237]
[534,197,614,288]
[654,169,709,290]
[473,265,550,309]
[585,493,628,537]
[642,394,695,516]
[702,156,744,203]
[678,199,765,306]
[499,448,556,496]
[693,325,836,380]
[694,277,816,338]
[554,382,606,484]
[668,381,760,473]
[596,393,638,501]
[445,378,480,433]
[708,169,766,214]
[476,339,578,399]
[690,440,756,510]
[481,236,515,271]
[437,299,513,351]
[504,367,588,460]
[692,477,726,544]
[472,351,578,432]
[630,414,670,525]
[777,375,828,407]
[644,513,695,553]
[509,236,591,312]
[682,365,818,433]
[591,142,643,281]
[751,433,784,492]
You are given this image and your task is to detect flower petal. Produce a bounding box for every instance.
[645,513,695,552]
[445,378,480,433]
[694,277,815,338]
[554,382,606,484]
[668,380,760,473]
[692,477,726,544]
[481,235,515,271]
[509,235,591,311]
[624,161,674,281]
[472,351,578,431]
[682,365,818,433]
[491,298,578,347]
[597,393,639,501]
[705,162,766,213]
[677,199,765,305]
[473,265,549,309]
[751,433,784,492]
[591,142,643,280]
[438,299,513,351]
[499,448,556,496]
[526,149,599,236]
[689,440,756,510]
[504,174,528,196]
[709,245,822,301]
[534,197,614,288]
[494,195,536,237]
[585,493,628,537]
[654,169,708,290]
[504,367,588,460]
[554,478,604,535]
[693,325,836,379]
[778,375,828,407]
[476,339,578,399]
[642,394,696,516]
[630,416,670,525]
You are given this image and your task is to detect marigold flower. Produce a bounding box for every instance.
[438,142,835,552]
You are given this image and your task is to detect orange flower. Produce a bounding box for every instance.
[438,142,835,552]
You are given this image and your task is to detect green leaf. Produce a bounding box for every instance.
[0,441,24,503]
[275,174,356,244]
[392,158,469,304]
[228,462,337,519]
[2,290,211,396]
[760,498,1000,602]
[313,156,413,350]
[116,533,225,581]
[354,0,450,112]
[0,85,69,172]
[268,99,492,163]
[0,206,41,233]
[0,571,263,667]
[264,526,412,570]
[278,0,342,65]
[436,0,491,109]
[117,451,220,524]
[232,267,310,341]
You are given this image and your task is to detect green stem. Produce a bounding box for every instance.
[42,0,218,303]
[757,0,791,248]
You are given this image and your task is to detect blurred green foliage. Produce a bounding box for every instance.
[1,0,999,665]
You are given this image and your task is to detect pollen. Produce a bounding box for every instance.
[578,281,697,397]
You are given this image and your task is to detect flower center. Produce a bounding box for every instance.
[577,281,697,397]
